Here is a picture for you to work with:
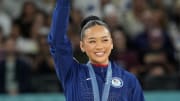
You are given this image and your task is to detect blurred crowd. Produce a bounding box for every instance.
[0,0,180,95]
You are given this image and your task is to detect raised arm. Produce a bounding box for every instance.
[48,0,75,85]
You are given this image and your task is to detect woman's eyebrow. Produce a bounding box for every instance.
[87,35,110,40]
[87,37,96,40]
[101,36,110,38]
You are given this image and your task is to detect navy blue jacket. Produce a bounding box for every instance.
[48,0,145,101]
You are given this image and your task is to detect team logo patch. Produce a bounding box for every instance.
[111,77,123,88]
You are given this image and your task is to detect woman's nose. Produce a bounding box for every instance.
[95,41,103,49]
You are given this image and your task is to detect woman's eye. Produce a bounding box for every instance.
[103,39,109,42]
[89,40,96,43]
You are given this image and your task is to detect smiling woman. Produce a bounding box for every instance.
[80,24,113,64]
[48,0,145,101]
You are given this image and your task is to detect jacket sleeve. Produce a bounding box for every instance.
[48,0,77,86]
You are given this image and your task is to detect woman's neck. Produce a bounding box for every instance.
[92,63,108,68]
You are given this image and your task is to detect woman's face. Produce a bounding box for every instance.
[80,25,113,64]
[23,2,36,16]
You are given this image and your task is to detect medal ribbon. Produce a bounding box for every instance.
[87,61,112,101]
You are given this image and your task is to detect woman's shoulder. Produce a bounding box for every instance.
[112,61,141,88]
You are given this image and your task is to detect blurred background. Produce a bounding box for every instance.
[0,0,180,101]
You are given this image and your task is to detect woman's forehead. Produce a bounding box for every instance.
[84,25,111,38]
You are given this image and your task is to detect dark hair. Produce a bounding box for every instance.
[80,16,110,40]
[20,1,37,18]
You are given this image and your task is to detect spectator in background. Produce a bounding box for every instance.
[71,33,88,63]
[133,9,175,62]
[14,1,38,38]
[0,38,32,95]
[68,8,88,63]
[31,35,63,93]
[0,26,4,46]
[1,0,27,18]
[142,63,175,90]
[111,0,132,14]
[32,35,54,74]
[147,0,173,16]
[136,27,178,73]
[100,0,111,7]
[169,2,180,69]
[148,0,165,10]
[145,63,169,77]
[0,26,5,61]
[110,27,141,75]
[142,50,176,74]
[7,21,38,56]
[73,0,102,17]
[0,0,12,37]
[140,50,177,89]
[35,0,55,14]
[9,23,22,40]
[142,61,179,90]
[170,1,180,28]
[69,8,83,35]
[30,10,49,39]
[103,3,122,31]
[123,0,148,38]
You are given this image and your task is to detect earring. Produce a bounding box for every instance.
[81,50,85,53]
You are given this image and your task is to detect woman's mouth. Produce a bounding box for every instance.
[95,52,105,57]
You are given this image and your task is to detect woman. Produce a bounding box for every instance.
[48,0,145,101]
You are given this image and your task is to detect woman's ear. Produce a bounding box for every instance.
[111,38,113,50]
[80,41,85,52]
